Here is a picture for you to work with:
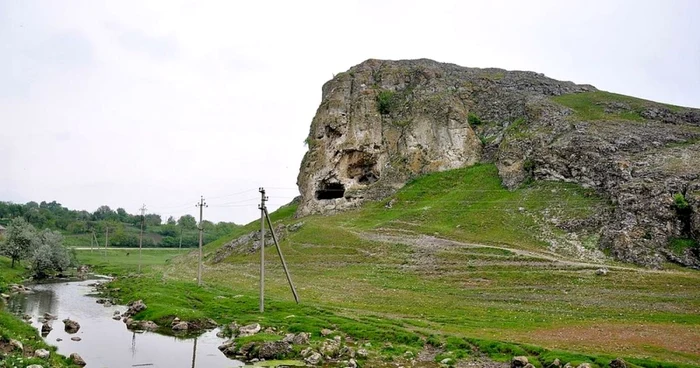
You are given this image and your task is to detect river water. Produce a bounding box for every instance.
[7,279,245,368]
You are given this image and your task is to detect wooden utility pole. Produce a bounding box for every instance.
[259,188,267,313]
[179,225,183,251]
[264,207,299,303]
[104,226,109,256]
[257,187,299,313]
[138,204,147,273]
[196,196,207,286]
[90,231,94,252]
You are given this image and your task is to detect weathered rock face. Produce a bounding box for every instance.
[297,59,700,268]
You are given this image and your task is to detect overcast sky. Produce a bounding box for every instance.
[2,0,699,224]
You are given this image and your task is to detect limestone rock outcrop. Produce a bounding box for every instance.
[296,59,700,268]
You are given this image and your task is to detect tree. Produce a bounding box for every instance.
[177,214,197,230]
[144,214,162,227]
[166,216,176,225]
[32,229,71,278]
[1,217,37,267]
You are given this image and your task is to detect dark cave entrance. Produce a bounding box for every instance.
[315,182,345,200]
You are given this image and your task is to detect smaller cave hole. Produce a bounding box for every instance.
[315,182,345,200]
[358,171,379,185]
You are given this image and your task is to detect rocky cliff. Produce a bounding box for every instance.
[296,59,700,268]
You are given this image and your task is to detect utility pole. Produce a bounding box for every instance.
[196,196,207,286]
[104,226,109,256]
[90,231,94,252]
[179,225,183,252]
[264,206,299,304]
[138,204,147,273]
[259,187,267,313]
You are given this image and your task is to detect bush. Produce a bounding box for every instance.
[468,113,482,125]
[377,90,396,115]
[32,229,72,278]
[673,193,689,210]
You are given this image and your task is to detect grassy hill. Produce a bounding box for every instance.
[94,164,699,367]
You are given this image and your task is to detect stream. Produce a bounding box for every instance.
[7,279,247,368]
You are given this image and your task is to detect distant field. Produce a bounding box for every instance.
[75,248,186,275]
[88,164,700,367]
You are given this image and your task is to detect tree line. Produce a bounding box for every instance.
[0,201,239,248]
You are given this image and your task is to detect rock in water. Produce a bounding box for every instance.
[70,352,87,366]
[41,322,53,334]
[295,58,700,268]
[71,336,82,341]
[172,321,189,331]
[63,318,81,333]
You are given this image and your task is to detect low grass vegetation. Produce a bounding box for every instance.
[551,91,685,121]
[78,164,700,367]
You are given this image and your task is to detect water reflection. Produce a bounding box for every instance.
[8,280,245,368]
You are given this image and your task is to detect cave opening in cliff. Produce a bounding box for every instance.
[315,182,345,200]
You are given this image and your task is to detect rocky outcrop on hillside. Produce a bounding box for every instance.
[297,59,700,268]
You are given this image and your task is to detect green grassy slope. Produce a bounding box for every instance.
[88,164,700,367]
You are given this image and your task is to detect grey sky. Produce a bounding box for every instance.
[2,0,699,224]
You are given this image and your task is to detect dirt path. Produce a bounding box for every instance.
[354,229,668,273]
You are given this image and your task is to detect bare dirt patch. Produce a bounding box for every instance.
[526,323,700,361]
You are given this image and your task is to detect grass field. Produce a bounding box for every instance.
[81,164,700,367]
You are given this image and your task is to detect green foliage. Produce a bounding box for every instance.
[669,238,698,255]
[467,113,482,125]
[31,229,73,278]
[673,193,689,210]
[1,217,36,267]
[177,214,197,230]
[377,90,397,115]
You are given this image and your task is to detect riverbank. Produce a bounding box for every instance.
[0,256,77,367]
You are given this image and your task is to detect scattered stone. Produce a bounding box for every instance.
[21,313,31,320]
[319,338,341,358]
[216,330,226,338]
[292,332,310,345]
[172,317,181,326]
[0,293,10,299]
[305,352,323,365]
[356,348,368,358]
[56,338,63,342]
[595,268,609,276]
[112,315,121,320]
[348,358,358,368]
[96,298,107,304]
[609,358,627,368]
[44,312,57,320]
[124,299,147,317]
[258,341,292,359]
[9,339,23,352]
[114,310,121,315]
[41,323,52,334]
[70,352,87,366]
[282,333,295,343]
[287,222,304,232]
[300,347,314,357]
[441,358,453,364]
[550,358,561,367]
[320,328,333,336]
[576,364,592,368]
[339,346,356,358]
[512,356,529,368]
[63,318,81,333]
[129,320,159,331]
[27,365,44,368]
[238,323,261,337]
[104,301,113,307]
[524,364,536,368]
[71,336,82,341]
[172,321,189,331]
